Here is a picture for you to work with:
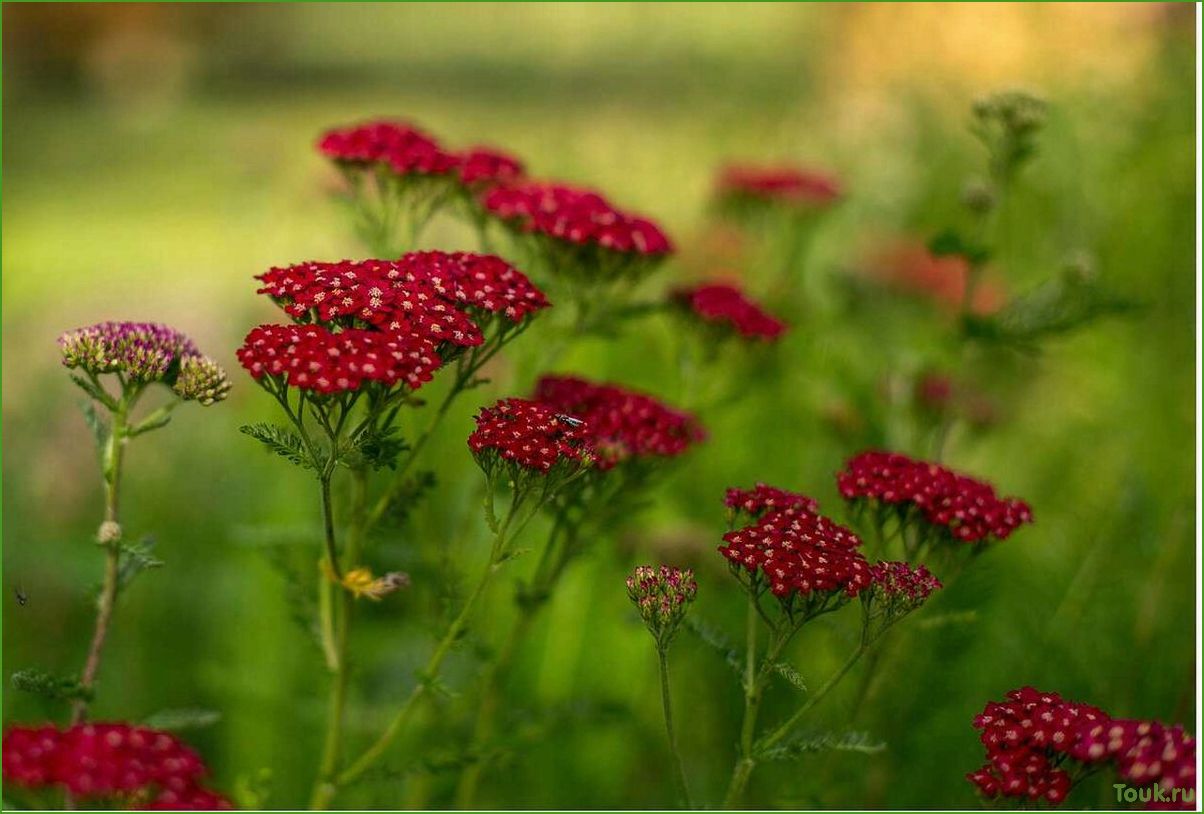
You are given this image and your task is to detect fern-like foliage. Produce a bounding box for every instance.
[240,423,322,470]
[758,730,886,762]
[11,668,92,702]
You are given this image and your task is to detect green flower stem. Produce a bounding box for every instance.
[658,644,693,809]
[70,390,134,726]
[453,515,574,807]
[322,486,537,803]
[310,468,368,809]
[757,641,869,754]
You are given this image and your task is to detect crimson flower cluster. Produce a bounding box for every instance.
[318,119,460,179]
[716,164,842,210]
[719,493,872,615]
[482,182,673,261]
[532,375,704,470]
[318,121,525,192]
[2,723,231,810]
[969,687,1197,809]
[240,253,548,396]
[838,450,1033,543]
[468,397,595,476]
[673,283,787,342]
[59,322,229,404]
[724,483,819,523]
[237,324,441,395]
[626,565,698,646]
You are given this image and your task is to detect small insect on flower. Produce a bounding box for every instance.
[555,414,585,428]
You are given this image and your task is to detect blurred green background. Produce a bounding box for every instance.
[2,3,1197,810]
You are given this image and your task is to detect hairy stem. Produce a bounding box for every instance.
[659,646,693,809]
[71,395,130,726]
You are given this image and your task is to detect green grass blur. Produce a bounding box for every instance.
[2,4,1197,810]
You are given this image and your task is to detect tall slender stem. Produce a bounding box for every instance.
[71,395,130,726]
[724,591,763,808]
[310,469,368,809]
[323,488,528,801]
[658,646,693,809]
[758,642,869,753]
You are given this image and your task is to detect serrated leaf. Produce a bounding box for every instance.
[79,400,111,449]
[115,537,164,593]
[773,661,809,693]
[966,272,1136,347]
[11,668,92,702]
[758,730,886,762]
[240,423,321,470]
[684,615,743,676]
[142,708,222,731]
[340,426,408,471]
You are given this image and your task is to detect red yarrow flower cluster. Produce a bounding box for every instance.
[482,182,673,257]
[719,502,871,603]
[969,688,1197,809]
[459,147,525,187]
[237,324,440,394]
[317,119,459,177]
[716,164,842,209]
[724,483,819,520]
[673,283,787,341]
[468,397,595,474]
[256,253,548,336]
[532,375,704,469]
[1072,719,1197,806]
[837,450,1033,543]
[2,723,231,810]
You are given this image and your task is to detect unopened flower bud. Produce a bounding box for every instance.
[626,565,697,646]
[96,521,122,545]
[172,355,231,406]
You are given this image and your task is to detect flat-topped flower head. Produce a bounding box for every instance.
[1071,719,1197,804]
[533,375,704,470]
[59,322,197,383]
[59,322,228,407]
[237,324,441,395]
[318,119,459,177]
[838,450,1033,544]
[458,146,525,187]
[626,564,698,646]
[468,397,595,478]
[256,253,548,346]
[724,483,819,523]
[2,722,231,809]
[482,181,673,282]
[673,283,787,342]
[968,687,1112,806]
[720,503,871,619]
[716,164,842,211]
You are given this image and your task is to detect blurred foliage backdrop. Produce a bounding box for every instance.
[2,3,1197,809]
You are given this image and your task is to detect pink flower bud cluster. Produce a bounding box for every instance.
[532,375,704,469]
[2,722,231,810]
[866,561,942,615]
[968,687,1197,808]
[837,450,1033,543]
[673,283,787,341]
[468,397,595,475]
[626,564,698,644]
[59,322,229,405]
